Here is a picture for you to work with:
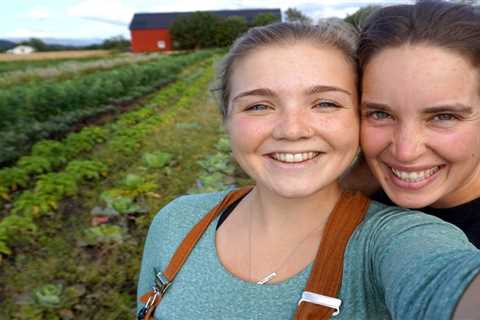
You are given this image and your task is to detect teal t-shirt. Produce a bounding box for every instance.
[137,191,480,319]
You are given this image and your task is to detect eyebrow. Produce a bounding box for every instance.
[232,85,352,102]
[361,101,474,115]
[305,85,352,96]
[422,104,474,115]
[361,101,389,111]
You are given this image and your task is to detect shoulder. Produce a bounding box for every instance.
[149,190,230,232]
[140,191,231,279]
[346,199,475,264]
[362,200,467,238]
[349,200,476,270]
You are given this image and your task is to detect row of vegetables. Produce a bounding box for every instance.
[0,55,215,258]
[0,52,166,87]
[0,50,216,165]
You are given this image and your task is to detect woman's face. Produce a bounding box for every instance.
[361,44,480,208]
[226,42,359,199]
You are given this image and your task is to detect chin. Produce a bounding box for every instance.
[387,192,435,209]
[268,182,332,200]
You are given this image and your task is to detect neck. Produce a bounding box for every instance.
[249,183,342,235]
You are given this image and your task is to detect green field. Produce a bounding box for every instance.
[0,50,248,319]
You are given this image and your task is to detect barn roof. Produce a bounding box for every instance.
[129,8,281,30]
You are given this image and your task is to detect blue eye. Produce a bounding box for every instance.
[246,104,270,112]
[432,113,457,121]
[368,111,391,120]
[314,100,340,109]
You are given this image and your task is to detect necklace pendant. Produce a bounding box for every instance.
[257,272,277,285]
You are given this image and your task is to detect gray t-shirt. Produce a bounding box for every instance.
[137,191,480,319]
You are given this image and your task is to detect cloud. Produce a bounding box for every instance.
[67,0,134,23]
[312,6,362,19]
[80,17,129,27]
[27,7,51,20]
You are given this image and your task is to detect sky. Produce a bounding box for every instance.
[1,0,413,40]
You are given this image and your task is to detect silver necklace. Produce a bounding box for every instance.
[248,198,324,285]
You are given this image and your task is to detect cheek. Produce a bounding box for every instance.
[360,122,390,158]
[226,117,265,152]
[431,131,480,163]
[319,112,359,149]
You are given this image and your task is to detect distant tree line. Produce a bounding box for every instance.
[0,36,131,53]
[170,12,280,50]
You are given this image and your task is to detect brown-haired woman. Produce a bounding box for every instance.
[138,21,480,320]
[358,0,480,248]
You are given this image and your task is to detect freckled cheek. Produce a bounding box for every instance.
[317,115,359,149]
[226,118,266,153]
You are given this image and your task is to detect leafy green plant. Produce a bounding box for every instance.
[84,225,124,245]
[11,191,58,217]
[194,172,229,193]
[0,215,36,254]
[0,185,8,201]
[0,167,29,191]
[33,284,63,308]
[17,156,52,175]
[143,151,173,169]
[198,153,235,175]
[65,160,108,181]
[121,174,158,197]
[35,173,78,198]
[215,136,231,153]
[111,196,143,215]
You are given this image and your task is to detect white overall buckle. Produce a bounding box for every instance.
[298,291,342,316]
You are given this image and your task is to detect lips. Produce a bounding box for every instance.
[390,166,442,183]
[270,152,320,163]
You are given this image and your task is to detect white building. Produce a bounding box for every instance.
[7,45,35,55]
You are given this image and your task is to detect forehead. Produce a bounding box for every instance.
[362,44,480,110]
[229,42,357,97]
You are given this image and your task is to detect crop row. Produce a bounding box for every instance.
[0,53,111,74]
[0,52,167,87]
[0,50,215,165]
[0,58,211,200]
[0,59,215,256]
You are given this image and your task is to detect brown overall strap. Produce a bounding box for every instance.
[139,187,252,319]
[294,191,370,319]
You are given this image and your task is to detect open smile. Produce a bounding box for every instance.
[385,163,445,189]
[270,152,321,164]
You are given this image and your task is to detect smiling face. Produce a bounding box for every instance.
[361,44,480,208]
[226,42,359,199]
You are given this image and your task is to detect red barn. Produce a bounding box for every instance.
[129,9,281,53]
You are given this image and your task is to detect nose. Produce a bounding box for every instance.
[272,108,313,140]
[390,123,425,163]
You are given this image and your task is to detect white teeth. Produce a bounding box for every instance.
[391,166,440,182]
[272,152,319,163]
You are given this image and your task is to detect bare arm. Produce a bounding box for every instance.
[453,274,480,320]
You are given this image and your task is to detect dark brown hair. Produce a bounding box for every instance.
[213,20,359,119]
[358,1,480,73]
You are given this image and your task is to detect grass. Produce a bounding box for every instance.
[0,50,112,62]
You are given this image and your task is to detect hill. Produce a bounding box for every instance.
[0,39,16,51]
